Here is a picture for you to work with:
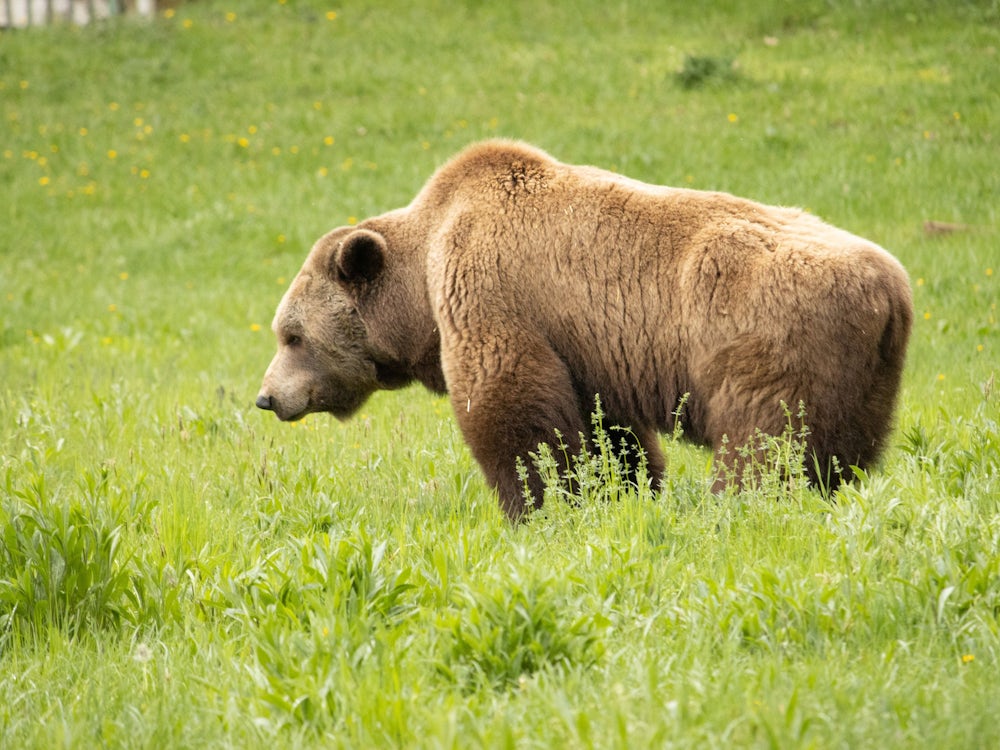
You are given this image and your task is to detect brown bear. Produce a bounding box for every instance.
[257,139,912,521]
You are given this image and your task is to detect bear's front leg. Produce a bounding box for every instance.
[447,340,587,521]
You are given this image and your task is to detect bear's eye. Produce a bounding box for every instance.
[284,334,303,348]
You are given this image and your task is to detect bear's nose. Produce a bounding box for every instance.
[255,394,274,411]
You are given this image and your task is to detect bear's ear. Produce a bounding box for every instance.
[331,229,387,286]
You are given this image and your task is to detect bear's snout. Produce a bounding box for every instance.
[255,393,275,411]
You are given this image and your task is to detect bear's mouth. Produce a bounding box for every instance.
[278,407,311,423]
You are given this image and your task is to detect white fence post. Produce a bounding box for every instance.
[1,0,157,28]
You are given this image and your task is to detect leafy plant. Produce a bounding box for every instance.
[435,565,608,690]
[198,528,417,730]
[0,467,137,643]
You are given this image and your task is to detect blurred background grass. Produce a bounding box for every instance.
[2,1,995,408]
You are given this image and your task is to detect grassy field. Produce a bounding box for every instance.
[1,0,998,746]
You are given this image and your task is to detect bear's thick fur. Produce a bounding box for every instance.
[257,140,913,520]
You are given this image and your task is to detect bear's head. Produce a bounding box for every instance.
[257,222,444,422]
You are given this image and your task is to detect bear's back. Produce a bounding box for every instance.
[421,141,909,430]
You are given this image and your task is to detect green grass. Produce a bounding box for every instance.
[1,0,998,746]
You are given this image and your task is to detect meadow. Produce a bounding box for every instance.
[1,0,998,746]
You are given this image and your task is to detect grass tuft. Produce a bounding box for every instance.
[675,54,743,89]
[0,464,141,645]
[434,563,608,690]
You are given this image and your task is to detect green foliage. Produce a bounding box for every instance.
[198,529,417,732]
[435,562,608,690]
[675,54,742,89]
[0,463,139,644]
[1,0,998,747]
